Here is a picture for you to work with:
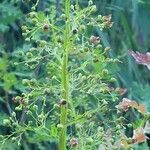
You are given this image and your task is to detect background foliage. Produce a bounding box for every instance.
[0,0,150,149]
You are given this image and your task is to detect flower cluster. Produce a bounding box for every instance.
[129,50,150,70]
[132,128,148,144]
[117,98,146,114]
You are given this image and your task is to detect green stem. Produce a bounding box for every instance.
[59,0,70,150]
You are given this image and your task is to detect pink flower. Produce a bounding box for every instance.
[117,98,132,111]
[103,15,113,28]
[117,98,146,114]
[129,50,150,70]
[132,128,148,144]
[90,35,100,45]
[70,138,78,147]
[115,88,127,96]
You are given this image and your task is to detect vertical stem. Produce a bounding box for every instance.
[5,91,12,115]
[59,0,70,150]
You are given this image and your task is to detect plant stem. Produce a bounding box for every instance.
[59,0,70,150]
[5,91,12,116]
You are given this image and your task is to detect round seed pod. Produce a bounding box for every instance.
[43,24,49,32]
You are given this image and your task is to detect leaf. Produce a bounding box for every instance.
[133,119,145,129]
[50,124,58,138]
[3,73,17,91]
[0,1,22,32]
[0,58,7,71]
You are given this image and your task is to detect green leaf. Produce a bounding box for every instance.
[50,124,58,138]
[3,73,17,91]
[133,119,145,129]
[0,58,7,72]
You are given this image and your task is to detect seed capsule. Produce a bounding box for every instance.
[43,24,49,32]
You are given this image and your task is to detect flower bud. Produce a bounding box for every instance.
[110,77,117,82]
[12,112,16,117]
[88,0,93,6]
[22,79,29,86]
[57,124,63,129]
[15,106,22,111]
[26,52,33,58]
[86,137,93,144]
[43,24,49,32]
[90,35,100,45]
[91,5,96,12]
[3,119,11,126]
[70,138,78,147]
[33,105,38,111]
[11,137,17,142]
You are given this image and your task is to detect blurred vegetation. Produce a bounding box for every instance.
[0,0,150,149]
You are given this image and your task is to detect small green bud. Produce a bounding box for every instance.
[89,121,95,127]
[81,76,86,80]
[127,123,132,128]
[29,79,37,85]
[28,93,33,98]
[12,122,18,126]
[33,105,38,111]
[91,5,96,12]
[70,5,74,10]
[97,126,103,132]
[78,73,82,78]
[102,99,108,105]
[12,112,16,117]
[84,47,89,52]
[18,51,24,56]
[104,47,111,52]
[57,124,63,129]
[17,141,21,146]
[80,25,86,31]
[28,121,33,125]
[96,44,102,49]
[116,124,121,130]
[12,137,17,142]
[15,96,21,101]
[29,47,36,52]
[110,77,117,82]
[15,106,22,111]
[22,33,27,37]
[38,113,45,119]
[25,63,29,67]
[25,38,30,42]
[27,110,32,115]
[102,69,109,76]
[38,40,47,47]
[75,124,82,131]
[60,14,66,20]
[31,6,36,11]
[88,0,93,6]
[22,79,29,86]
[44,88,51,94]
[86,137,94,144]
[31,18,38,24]
[14,62,19,65]
[21,25,27,31]
[3,119,11,126]
[116,117,125,122]
[93,58,99,63]
[98,15,102,21]
[26,52,33,58]
[54,103,60,108]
